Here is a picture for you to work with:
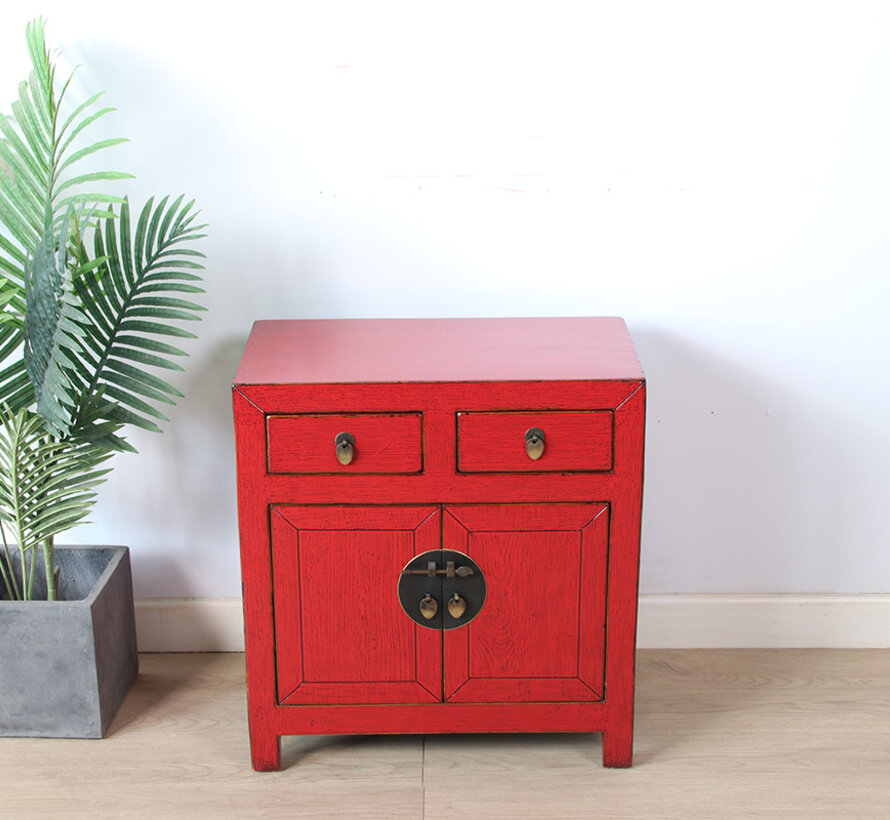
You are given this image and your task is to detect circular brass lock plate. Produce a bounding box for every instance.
[397,550,486,630]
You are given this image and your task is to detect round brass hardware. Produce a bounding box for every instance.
[335,432,355,465]
[525,427,545,460]
[398,550,486,630]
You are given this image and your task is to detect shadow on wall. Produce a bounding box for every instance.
[106,333,250,599]
[142,334,250,583]
[633,327,848,595]
[163,332,253,517]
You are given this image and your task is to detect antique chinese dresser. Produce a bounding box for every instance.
[233,317,645,770]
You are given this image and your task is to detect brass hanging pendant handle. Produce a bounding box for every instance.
[419,594,439,620]
[447,593,467,619]
[525,427,545,460]
[335,432,355,465]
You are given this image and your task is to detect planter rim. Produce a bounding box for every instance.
[0,545,129,607]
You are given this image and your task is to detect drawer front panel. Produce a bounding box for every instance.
[267,413,422,474]
[457,411,613,472]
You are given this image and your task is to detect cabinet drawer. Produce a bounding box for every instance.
[267,413,422,474]
[457,411,613,472]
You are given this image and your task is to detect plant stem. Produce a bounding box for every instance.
[0,555,12,599]
[0,545,14,600]
[9,411,33,599]
[42,534,55,601]
[26,543,37,601]
[20,544,31,601]
[0,521,21,599]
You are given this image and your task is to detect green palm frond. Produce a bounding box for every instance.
[23,207,88,436]
[0,338,33,414]
[0,16,132,363]
[0,19,132,260]
[0,404,111,600]
[71,196,206,437]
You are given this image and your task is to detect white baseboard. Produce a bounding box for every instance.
[134,594,890,652]
[636,594,890,649]
[135,598,247,652]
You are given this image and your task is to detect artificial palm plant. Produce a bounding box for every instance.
[0,18,207,601]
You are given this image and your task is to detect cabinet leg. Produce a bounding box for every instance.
[602,728,633,768]
[251,732,281,771]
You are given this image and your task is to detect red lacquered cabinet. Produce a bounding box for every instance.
[233,317,645,770]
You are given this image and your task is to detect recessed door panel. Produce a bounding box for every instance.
[271,505,441,704]
[443,503,608,703]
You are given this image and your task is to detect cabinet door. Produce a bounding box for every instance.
[271,505,442,704]
[443,504,608,703]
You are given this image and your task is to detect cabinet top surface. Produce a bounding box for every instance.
[234,317,644,385]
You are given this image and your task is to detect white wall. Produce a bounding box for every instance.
[1,1,887,599]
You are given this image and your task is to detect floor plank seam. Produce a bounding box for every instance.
[421,734,427,820]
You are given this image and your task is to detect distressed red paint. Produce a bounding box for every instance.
[233,317,645,771]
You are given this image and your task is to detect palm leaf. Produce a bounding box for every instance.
[0,18,131,342]
[70,196,205,437]
[22,207,87,436]
[0,404,111,599]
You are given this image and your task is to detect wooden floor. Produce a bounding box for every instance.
[2,650,889,818]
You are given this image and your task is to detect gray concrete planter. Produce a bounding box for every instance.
[0,546,139,738]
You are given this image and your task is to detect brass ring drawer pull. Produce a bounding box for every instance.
[525,427,545,460]
[335,432,355,465]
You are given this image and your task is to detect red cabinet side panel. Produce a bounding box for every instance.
[601,383,646,767]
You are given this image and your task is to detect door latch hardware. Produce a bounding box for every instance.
[397,550,486,630]
[400,560,474,578]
